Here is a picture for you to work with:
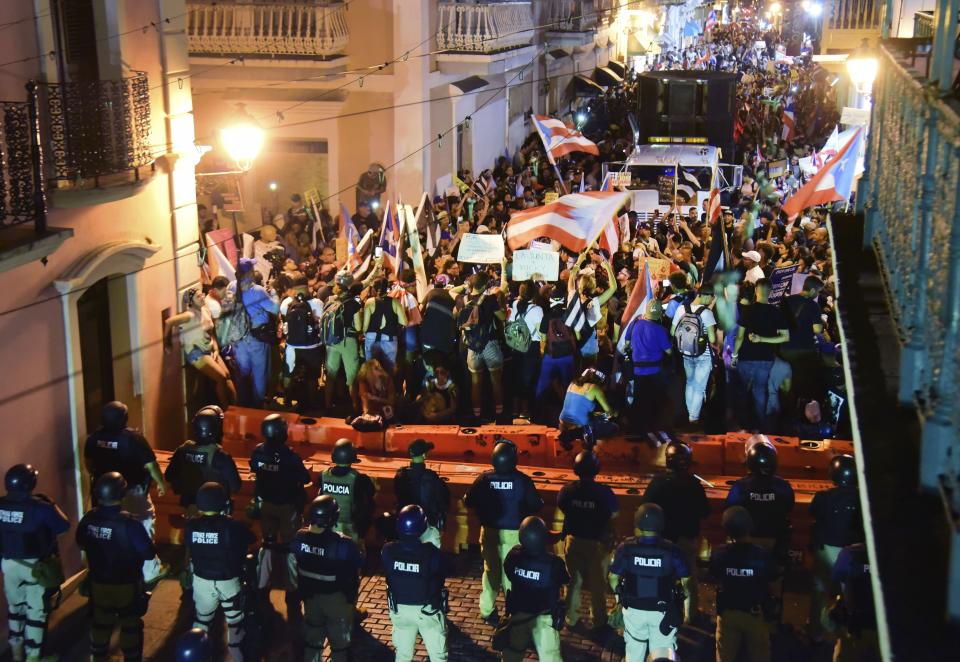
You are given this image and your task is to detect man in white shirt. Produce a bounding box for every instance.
[742,250,765,285]
[670,289,720,425]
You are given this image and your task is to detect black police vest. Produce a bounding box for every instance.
[561,481,613,540]
[816,487,863,547]
[398,466,444,524]
[251,444,304,506]
[646,472,705,540]
[505,549,560,615]
[843,547,875,629]
[482,470,525,530]
[293,529,356,597]
[383,540,440,606]
[0,496,54,560]
[617,538,677,610]
[79,508,139,584]
[714,542,771,613]
[172,442,234,504]
[86,429,148,487]
[187,515,244,580]
[738,476,790,538]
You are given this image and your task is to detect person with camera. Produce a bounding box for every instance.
[77,473,157,662]
[232,258,280,407]
[0,464,70,662]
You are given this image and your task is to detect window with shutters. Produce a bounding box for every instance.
[53,0,100,82]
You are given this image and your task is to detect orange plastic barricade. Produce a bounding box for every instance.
[221,406,287,440]
[297,416,384,453]
[384,424,462,456]
[723,433,855,480]
[456,424,552,466]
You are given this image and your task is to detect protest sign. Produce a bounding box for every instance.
[790,271,807,296]
[530,240,553,252]
[645,258,672,282]
[657,175,674,205]
[768,159,787,178]
[768,264,800,304]
[544,191,559,204]
[512,249,560,281]
[611,171,632,188]
[457,233,505,263]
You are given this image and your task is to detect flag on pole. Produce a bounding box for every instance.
[206,232,236,281]
[705,9,718,32]
[781,96,796,142]
[533,114,600,165]
[616,259,654,354]
[701,223,727,284]
[782,127,862,219]
[423,204,441,258]
[342,229,375,281]
[505,191,630,252]
[405,194,431,300]
[377,202,402,276]
[600,173,612,191]
[707,188,721,224]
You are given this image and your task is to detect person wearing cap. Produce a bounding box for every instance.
[708,507,778,662]
[380,506,449,661]
[320,275,363,412]
[557,451,619,632]
[634,221,660,257]
[393,439,450,548]
[535,290,579,405]
[231,257,280,407]
[356,163,386,210]
[625,298,673,434]
[608,504,689,662]
[317,439,377,547]
[741,250,765,285]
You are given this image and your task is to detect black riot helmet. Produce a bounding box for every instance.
[193,406,224,444]
[101,401,129,432]
[634,503,665,535]
[94,472,127,505]
[5,464,38,495]
[491,442,518,473]
[331,438,358,465]
[175,627,212,662]
[518,516,549,556]
[665,441,693,472]
[261,414,288,445]
[396,505,428,539]
[829,454,857,487]
[308,496,340,528]
[196,482,229,513]
[746,441,778,477]
[573,451,600,479]
[722,506,754,540]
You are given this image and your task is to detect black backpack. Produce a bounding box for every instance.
[545,315,577,358]
[285,297,320,346]
[458,294,495,352]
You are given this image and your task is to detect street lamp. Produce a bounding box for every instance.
[847,54,878,95]
[220,104,264,173]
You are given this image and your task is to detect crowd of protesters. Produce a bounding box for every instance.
[172,21,851,445]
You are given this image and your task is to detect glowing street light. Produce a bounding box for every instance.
[847,54,878,94]
[268,181,278,192]
[220,104,264,172]
[769,2,782,14]
[803,1,823,16]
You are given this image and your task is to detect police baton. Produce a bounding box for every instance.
[693,473,715,488]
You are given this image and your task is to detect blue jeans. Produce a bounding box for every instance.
[682,352,714,422]
[736,360,773,431]
[535,354,575,398]
[364,332,398,373]
[234,336,270,406]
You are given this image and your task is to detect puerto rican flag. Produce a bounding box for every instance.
[340,202,361,267]
[705,9,718,33]
[506,191,629,253]
[707,188,721,224]
[533,114,599,165]
[781,97,797,142]
[377,201,402,276]
[783,127,862,219]
[616,259,654,354]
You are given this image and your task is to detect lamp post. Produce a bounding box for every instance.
[846,52,878,107]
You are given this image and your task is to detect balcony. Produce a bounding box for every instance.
[820,0,882,52]
[545,0,599,48]
[914,10,934,38]
[435,1,536,75]
[186,1,349,59]
[42,72,153,187]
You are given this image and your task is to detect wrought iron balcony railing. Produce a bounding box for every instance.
[546,0,598,32]
[0,87,43,230]
[827,0,882,30]
[186,1,349,57]
[42,72,152,185]
[436,1,535,53]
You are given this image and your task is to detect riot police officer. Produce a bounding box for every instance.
[380,505,448,661]
[186,483,256,661]
[608,504,689,662]
[643,441,709,622]
[808,454,863,640]
[290,496,363,662]
[164,405,242,515]
[0,465,70,662]
[726,441,795,551]
[464,441,544,626]
[175,628,212,662]
[829,543,879,661]
[393,439,450,548]
[249,414,311,614]
[84,400,168,583]
[501,516,569,662]
[76,473,157,662]
[316,439,376,546]
[557,450,618,631]
[708,506,778,662]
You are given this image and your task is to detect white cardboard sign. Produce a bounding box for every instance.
[512,249,560,281]
[457,233,505,263]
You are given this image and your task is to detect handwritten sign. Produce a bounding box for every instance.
[767,264,800,304]
[544,192,559,205]
[457,233,504,264]
[512,249,560,281]
[657,175,674,205]
[645,258,673,282]
[840,106,870,126]
[768,159,787,178]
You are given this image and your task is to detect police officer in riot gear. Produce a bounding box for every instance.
[393,439,450,548]
[0,464,70,662]
[557,450,618,631]
[726,441,795,551]
[175,628,212,662]
[500,516,568,662]
[708,507,778,662]
[186,483,256,661]
[164,406,242,514]
[76,473,157,662]
[380,505,448,661]
[608,503,689,662]
[643,441,709,622]
[249,414,311,615]
[464,441,544,626]
[84,400,168,583]
[290,496,363,662]
[808,453,863,640]
[316,439,376,546]
[829,543,878,661]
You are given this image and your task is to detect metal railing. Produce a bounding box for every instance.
[436,1,535,53]
[827,0,882,30]
[546,0,598,31]
[0,85,44,230]
[914,10,934,38]
[43,72,152,184]
[186,1,349,57]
